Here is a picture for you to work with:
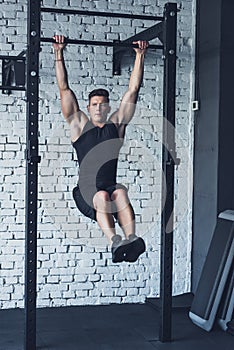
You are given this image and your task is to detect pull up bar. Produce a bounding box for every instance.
[41,37,163,50]
[24,3,177,350]
[41,7,164,21]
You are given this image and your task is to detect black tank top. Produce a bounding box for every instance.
[72,120,123,190]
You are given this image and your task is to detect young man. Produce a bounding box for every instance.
[53,35,148,263]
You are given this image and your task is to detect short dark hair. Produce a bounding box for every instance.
[88,88,109,104]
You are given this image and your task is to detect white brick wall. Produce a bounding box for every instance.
[0,0,195,308]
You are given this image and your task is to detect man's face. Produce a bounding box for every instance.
[87,96,111,124]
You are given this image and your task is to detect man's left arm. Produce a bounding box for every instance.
[110,40,148,133]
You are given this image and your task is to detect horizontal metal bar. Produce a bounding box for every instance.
[41,7,164,21]
[0,85,26,91]
[41,37,163,50]
[113,22,164,55]
[0,55,26,61]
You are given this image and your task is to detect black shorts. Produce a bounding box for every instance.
[72,183,128,222]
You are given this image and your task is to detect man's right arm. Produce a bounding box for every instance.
[53,35,88,138]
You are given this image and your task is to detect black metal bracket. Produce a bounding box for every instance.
[113,22,164,75]
[25,148,41,164]
[0,51,26,94]
[166,148,180,166]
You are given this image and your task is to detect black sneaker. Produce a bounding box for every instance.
[124,234,146,263]
[111,235,128,263]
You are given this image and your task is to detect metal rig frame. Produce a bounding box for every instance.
[0,1,177,348]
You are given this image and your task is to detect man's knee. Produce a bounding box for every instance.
[111,188,128,202]
[93,190,111,210]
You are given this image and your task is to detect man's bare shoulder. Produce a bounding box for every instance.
[109,109,119,125]
[70,111,89,142]
[109,110,127,139]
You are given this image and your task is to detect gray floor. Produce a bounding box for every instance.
[0,303,233,350]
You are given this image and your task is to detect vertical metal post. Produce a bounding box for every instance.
[25,1,41,349]
[159,2,177,342]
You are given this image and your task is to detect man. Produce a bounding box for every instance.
[53,35,148,263]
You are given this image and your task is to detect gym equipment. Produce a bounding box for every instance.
[0,2,177,349]
[189,210,234,331]
[0,52,26,93]
[41,37,162,49]
[217,259,234,331]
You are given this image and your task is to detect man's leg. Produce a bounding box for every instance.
[93,190,116,244]
[110,188,135,238]
[111,188,146,262]
[93,190,129,263]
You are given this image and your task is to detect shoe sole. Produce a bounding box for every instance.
[112,243,128,263]
[112,238,146,263]
[125,237,146,263]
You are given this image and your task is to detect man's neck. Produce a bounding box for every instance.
[90,119,107,128]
